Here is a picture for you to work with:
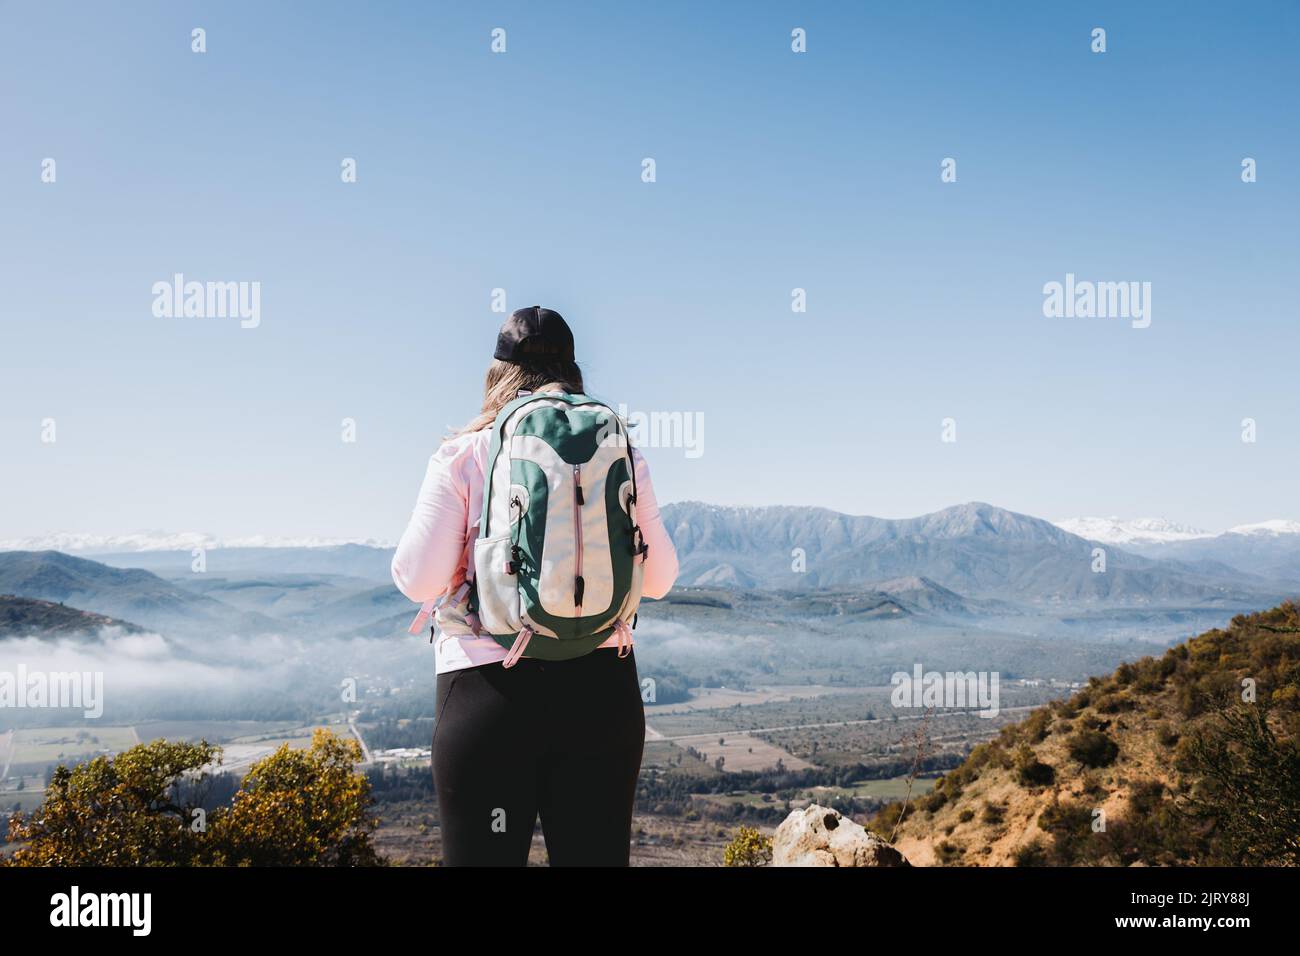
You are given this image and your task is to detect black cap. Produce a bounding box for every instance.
[493,306,575,363]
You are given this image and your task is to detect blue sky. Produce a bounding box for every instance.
[1,1,1297,540]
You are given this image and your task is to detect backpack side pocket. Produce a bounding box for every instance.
[473,533,522,635]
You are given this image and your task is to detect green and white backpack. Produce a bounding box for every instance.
[464,391,648,666]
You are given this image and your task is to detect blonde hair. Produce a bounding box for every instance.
[455,358,585,437]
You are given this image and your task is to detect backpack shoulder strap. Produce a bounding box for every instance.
[478,391,552,535]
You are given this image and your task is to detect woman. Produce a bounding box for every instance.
[392,306,679,866]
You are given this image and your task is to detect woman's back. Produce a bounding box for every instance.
[390,306,678,866]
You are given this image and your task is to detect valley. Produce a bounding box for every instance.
[3,500,1298,865]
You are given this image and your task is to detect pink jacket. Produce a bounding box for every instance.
[392,428,679,672]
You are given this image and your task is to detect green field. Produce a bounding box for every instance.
[6,725,140,771]
[806,776,938,801]
[1,718,357,782]
[689,774,936,810]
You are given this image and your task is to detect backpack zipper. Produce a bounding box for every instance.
[573,465,584,615]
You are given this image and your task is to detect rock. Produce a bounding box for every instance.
[772,804,910,867]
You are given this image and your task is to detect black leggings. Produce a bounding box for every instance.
[432,648,645,866]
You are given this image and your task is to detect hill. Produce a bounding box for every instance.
[871,576,977,617]
[0,551,282,636]
[874,601,1300,866]
[0,594,144,638]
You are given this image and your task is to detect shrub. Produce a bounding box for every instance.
[1013,839,1050,867]
[919,788,948,813]
[1180,702,1300,866]
[1079,771,1107,799]
[1067,729,1119,768]
[3,730,379,867]
[869,800,910,838]
[935,840,963,865]
[1023,709,1052,743]
[1037,799,1097,864]
[1095,692,1132,714]
[723,826,773,867]
[1015,746,1056,787]
[1128,779,1165,815]
[966,741,1011,772]
[1177,670,1238,719]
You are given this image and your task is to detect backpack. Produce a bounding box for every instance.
[449,391,648,667]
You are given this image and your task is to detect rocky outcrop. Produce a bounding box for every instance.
[772,805,910,867]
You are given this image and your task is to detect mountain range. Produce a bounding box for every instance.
[2,502,1297,648]
[2,502,1296,723]
[656,501,1296,605]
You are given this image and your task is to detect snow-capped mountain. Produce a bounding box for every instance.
[1056,516,1300,547]
[1053,517,1213,546]
[1055,515,1300,581]
[0,531,393,554]
[1224,520,1300,538]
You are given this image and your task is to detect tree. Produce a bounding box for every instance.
[3,729,380,867]
[4,739,217,866]
[208,729,380,866]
